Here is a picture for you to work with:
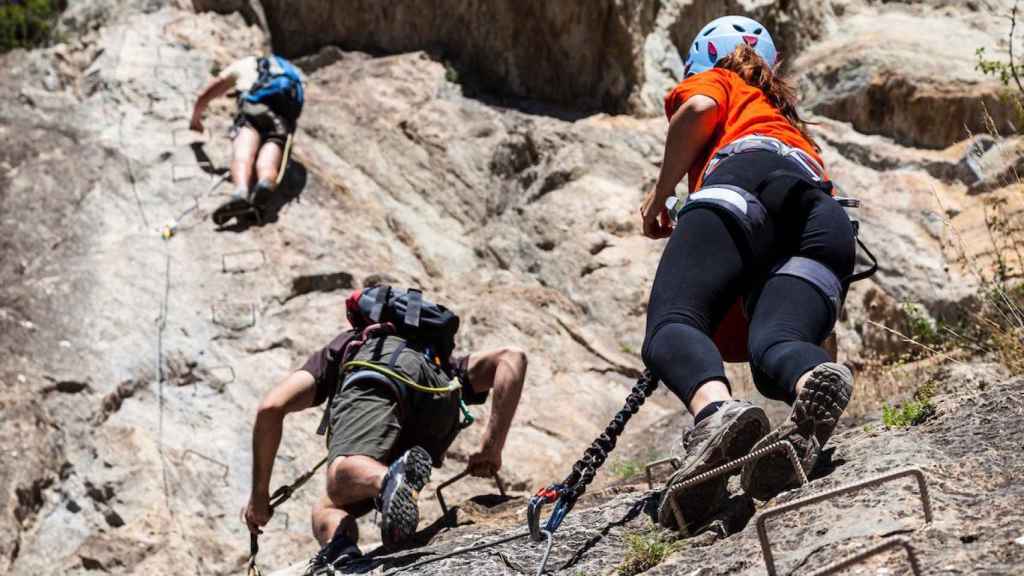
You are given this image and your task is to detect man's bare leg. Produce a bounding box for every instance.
[310,455,387,545]
[254,140,284,189]
[311,496,358,546]
[231,126,261,195]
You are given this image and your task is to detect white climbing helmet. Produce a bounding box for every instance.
[685,15,777,77]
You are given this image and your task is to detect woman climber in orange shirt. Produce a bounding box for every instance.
[639,16,857,533]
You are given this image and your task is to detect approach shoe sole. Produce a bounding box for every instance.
[380,446,433,550]
[657,404,769,534]
[741,362,853,501]
[211,198,261,226]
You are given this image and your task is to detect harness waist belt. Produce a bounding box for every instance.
[705,135,826,183]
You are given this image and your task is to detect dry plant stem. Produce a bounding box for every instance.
[864,320,964,366]
[1010,1,1024,96]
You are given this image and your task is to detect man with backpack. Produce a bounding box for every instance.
[243,286,526,575]
[189,54,304,226]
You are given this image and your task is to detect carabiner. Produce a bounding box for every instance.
[527,485,563,542]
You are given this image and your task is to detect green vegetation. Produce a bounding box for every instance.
[900,301,942,350]
[0,0,64,52]
[610,459,643,480]
[882,379,937,428]
[610,448,663,481]
[444,61,460,84]
[617,529,680,576]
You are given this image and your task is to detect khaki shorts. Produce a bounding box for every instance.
[231,101,292,146]
[326,339,463,468]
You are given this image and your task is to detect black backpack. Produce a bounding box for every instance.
[316,286,462,437]
[345,285,460,368]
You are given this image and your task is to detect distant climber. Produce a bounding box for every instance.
[189,54,304,226]
[638,16,856,533]
[243,286,526,575]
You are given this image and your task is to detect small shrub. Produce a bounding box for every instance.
[0,0,64,52]
[882,379,938,428]
[617,529,680,576]
[900,302,942,348]
[882,400,934,428]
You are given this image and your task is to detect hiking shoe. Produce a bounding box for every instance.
[211,192,253,226]
[378,445,433,550]
[741,362,853,501]
[252,179,275,206]
[657,400,769,534]
[302,532,362,576]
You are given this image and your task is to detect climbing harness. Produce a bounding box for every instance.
[526,370,660,542]
[246,456,329,576]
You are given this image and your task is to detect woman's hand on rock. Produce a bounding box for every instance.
[640,186,673,239]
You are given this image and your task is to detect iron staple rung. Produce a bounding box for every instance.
[756,467,932,576]
[808,537,922,576]
[671,440,807,492]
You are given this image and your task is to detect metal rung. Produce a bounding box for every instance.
[436,470,507,522]
[808,537,922,576]
[181,449,230,486]
[756,468,932,576]
[211,302,257,330]
[667,440,806,533]
[836,197,861,208]
[645,457,681,489]
[222,250,266,273]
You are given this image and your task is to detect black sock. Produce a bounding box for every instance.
[694,400,726,425]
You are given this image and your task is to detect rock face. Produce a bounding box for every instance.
[796,4,1018,149]
[259,0,660,113]
[2,0,1024,575]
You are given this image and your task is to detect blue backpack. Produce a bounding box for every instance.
[243,55,304,122]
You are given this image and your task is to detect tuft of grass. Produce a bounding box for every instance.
[882,400,934,428]
[882,379,938,428]
[0,0,63,53]
[617,529,680,576]
[610,459,643,480]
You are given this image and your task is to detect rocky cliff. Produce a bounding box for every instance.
[1,0,1022,574]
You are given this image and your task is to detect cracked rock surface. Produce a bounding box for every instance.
[2,1,1023,574]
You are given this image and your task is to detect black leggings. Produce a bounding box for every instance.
[642,151,856,406]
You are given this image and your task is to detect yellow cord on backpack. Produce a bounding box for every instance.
[342,360,462,394]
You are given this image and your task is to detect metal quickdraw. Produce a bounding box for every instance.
[526,371,660,543]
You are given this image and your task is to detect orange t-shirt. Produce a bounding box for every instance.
[664,68,824,193]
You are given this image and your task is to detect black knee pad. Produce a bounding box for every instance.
[772,256,843,330]
[749,362,793,403]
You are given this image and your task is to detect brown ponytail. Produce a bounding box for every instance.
[716,44,819,152]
